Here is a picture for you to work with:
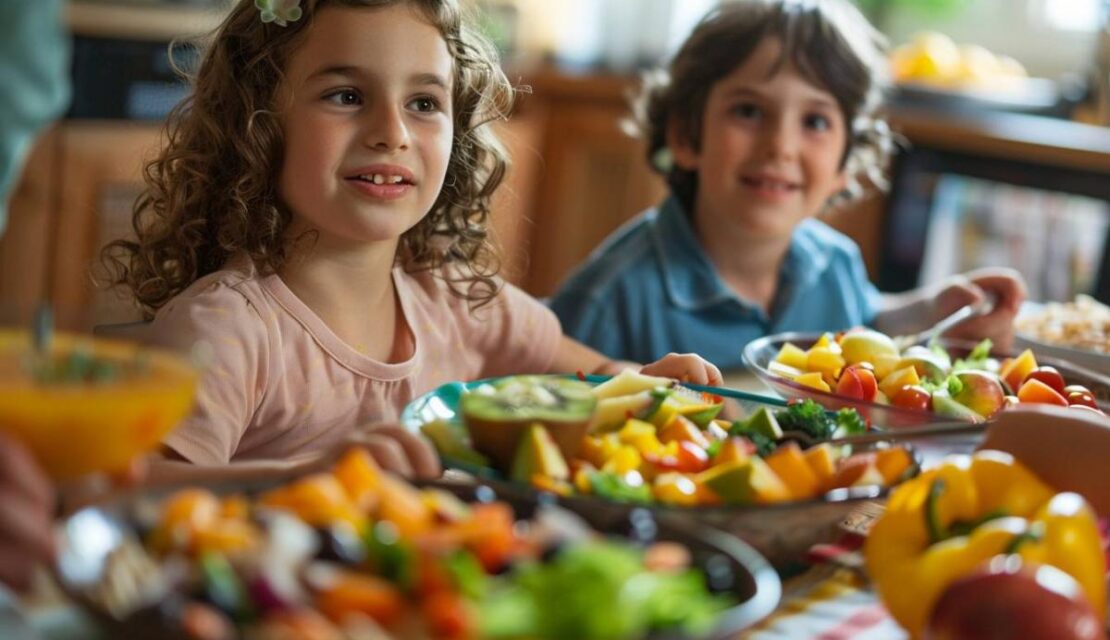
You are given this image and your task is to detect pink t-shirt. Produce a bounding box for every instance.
[150,256,562,464]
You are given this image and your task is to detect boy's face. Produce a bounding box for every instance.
[671,37,848,242]
[277,4,454,252]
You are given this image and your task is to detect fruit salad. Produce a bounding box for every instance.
[422,372,916,507]
[768,329,1105,420]
[81,449,735,640]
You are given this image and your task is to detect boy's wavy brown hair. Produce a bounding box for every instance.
[631,0,895,212]
[101,0,513,318]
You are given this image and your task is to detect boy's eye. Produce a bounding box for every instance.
[408,96,441,113]
[731,103,761,119]
[325,89,362,106]
[804,113,832,132]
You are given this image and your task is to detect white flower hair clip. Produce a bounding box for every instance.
[256,0,303,27]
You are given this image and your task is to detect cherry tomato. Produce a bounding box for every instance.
[892,385,932,412]
[1063,384,1092,396]
[1022,366,1066,396]
[1066,390,1100,410]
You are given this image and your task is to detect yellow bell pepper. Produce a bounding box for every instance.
[864,450,1106,638]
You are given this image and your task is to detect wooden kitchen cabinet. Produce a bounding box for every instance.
[1,122,163,330]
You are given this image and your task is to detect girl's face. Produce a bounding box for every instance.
[671,37,848,242]
[278,4,453,252]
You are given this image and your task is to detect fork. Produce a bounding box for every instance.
[892,295,997,352]
[781,420,988,448]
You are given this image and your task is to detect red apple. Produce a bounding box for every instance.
[925,556,1106,640]
[952,370,1006,418]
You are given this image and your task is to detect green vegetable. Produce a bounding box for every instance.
[953,339,993,372]
[444,550,488,600]
[199,551,254,622]
[832,408,868,438]
[479,541,730,640]
[589,472,653,503]
[772,400,835,440]
[726,425,776,457]
[364,521,415,591]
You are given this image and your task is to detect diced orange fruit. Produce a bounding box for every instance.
[261,474,367,535]
[764,442,821,500]
[795,371,831,393]
[219,495,250,521]
[803,443,838,492]
[653,472,700,506]
[874,447,913,485]
[192,518,261,555]
[830,452,878,489]
[879,366,921,399]
[160,488,220,534]
[316,572,406,627]
[333,448,382,513]
[714,437,753,467]
[1016,378,1069,406]
[658,415,711,449]
[377,476,433,539]
[1000,349,1038,392]
[774,342,809,370]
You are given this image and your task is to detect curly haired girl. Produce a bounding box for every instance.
[550,0,1024,368]
[102,0,719,474]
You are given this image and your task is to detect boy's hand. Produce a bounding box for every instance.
[935,267,1026,351]
[640,352,723,386]
[0,433,56,592]
[346,424,442,480]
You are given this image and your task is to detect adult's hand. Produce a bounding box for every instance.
[0,433,55,592]
[979,405,1110,515]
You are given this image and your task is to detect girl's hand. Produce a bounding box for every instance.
[640,352,723,386]
[934,267,1026,351]
[346,424,442,480]
[0,433,56,592]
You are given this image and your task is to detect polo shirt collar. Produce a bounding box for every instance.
[651,196,743,311]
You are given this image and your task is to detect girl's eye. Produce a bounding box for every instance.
[325,89,362,106]
[804,113,832,132]
[731,103,761,120]
[408,96,441,113]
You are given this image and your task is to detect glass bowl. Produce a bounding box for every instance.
[742,332,1110,429]
[401,375,921,568]
[0,330,197,480]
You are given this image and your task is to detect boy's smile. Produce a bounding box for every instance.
[277,4,453,252]
[671,37,848,243]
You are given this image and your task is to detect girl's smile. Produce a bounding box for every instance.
[343,164,417,200]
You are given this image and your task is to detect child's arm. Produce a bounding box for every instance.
[548,336,723,385]
[979,405,1110,515]
[145,424,440,487]
[873,267,1026,351]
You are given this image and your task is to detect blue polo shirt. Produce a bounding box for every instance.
[549,196,882,369]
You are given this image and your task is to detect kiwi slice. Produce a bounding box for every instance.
[460,376,597,471]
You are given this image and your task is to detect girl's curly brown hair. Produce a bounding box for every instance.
[630,0,896,213]
[101,0,514,318]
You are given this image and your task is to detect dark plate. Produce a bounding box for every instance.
[54,478,781,640]
[401,375,921,567]
[743,333,1110,428]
